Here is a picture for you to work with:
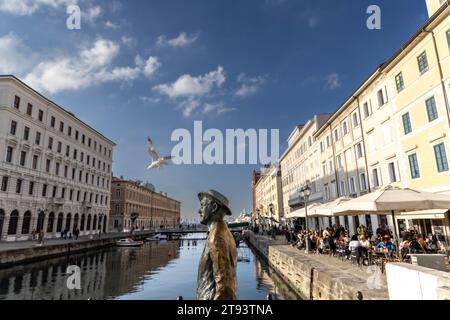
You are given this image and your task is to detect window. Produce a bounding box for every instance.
[334,129,340,141]
[326,136,330,148]
[20,151,26,166]
[38,110,44,122]
[363,102,371,118]
[434,143,449,172]
[402,113,412,135]
[320,141,324,153]
[26,103,33,116]
[447,29,450,49]
[23,126,30,141]
[35,132,41,145]
[408,153,420,179]
[60,121,64,132]
[395,72,405,92]
[46,159,51,173]
[70,189,73,201]
[360,173,368,191]
[14,96,21,109]
[417,51,429,74]
[88,138,92,147]
[372,168,381,188]
[349,177,356,194]
[377,89,385,107]
[48,137,53,150]
[75,130,79,140]
[16,179,22,194]
[356,143,363,158]
[352,113,359,127]
[426,96,438,122]
[32,155,38,170]
[6,146,13,163]
[57,141,62,153]
[29,181,34,195]
[388,162,398,183]
[340,181,346,196]
[55,162,60,176]
[50,116,55,128]
[72,168,76,180]
[42,184,48,197]
[68,126,72,137]
[66,145,70,157]
[10,120,17,135]
[337,154,342,169]
[82,134,85,144]
[52,186,57,198]
[73,149,77,160]
[81,152,84,162]
[1,177,9,192]
[342,121,348,135]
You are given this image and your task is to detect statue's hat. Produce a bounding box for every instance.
[198,190,232,216]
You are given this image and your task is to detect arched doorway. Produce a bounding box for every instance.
[8,210,19,236]
[56,213,63,233]
[65,213,72,232]
[93,215,97,231]
[47,212,55,233]
[21,211,32,235]
[37,211,45,232]
[0,209,4,239]
[87,214,92,231]
[73,214,79,233]
[80,214,86,232]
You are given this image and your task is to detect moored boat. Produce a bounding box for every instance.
[145,233,168,241]
[116,238,144,247]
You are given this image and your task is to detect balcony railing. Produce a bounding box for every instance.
[82,201,93,209]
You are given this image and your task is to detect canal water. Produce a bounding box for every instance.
[0,234,300,300]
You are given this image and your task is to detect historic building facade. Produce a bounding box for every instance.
[0,76,115,241]
[109,177,181,232]
[260,0,450,239]
[254,165,283,226]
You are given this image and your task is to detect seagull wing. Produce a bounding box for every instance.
[147,137,159,161]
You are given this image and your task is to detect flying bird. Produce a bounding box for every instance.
[146,137,174,170]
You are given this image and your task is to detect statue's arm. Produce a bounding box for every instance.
[209,236,235,300]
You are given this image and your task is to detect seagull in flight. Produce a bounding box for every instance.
[147,137,174,170]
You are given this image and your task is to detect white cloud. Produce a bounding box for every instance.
[179,98,201,118]
[143,56,161,78]
[83,5,101,24]
[19,38,160,94]
[234,73,267,98]
[0,33,36,74]
[202,102,236,116]
[139,96,161,104]
[153,66,225,98]
[121,36,136,48]
[105,20,119,29]
[157,32,198,48]
[0,0,75,16]
[325,73,342,90]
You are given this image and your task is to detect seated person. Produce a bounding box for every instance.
[376,236,396,253]
[348,235,361,260]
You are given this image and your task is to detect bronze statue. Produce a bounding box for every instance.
[197,190,237,300]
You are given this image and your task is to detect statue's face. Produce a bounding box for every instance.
[199,197,218,225]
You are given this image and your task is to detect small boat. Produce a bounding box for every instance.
[168,233,182,240]
[116,238,144,247]
[146,233,168,241]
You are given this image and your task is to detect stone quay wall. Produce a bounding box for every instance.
[244,231,389,300]
[0,232,156,268]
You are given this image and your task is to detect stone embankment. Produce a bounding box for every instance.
[244,231,389,300]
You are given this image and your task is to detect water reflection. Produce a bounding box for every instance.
[0,235,299,300]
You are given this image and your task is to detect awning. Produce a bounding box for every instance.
[395,209,449,220]
[285,203,322,219]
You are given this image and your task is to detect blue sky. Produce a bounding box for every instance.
[0,0,429,221]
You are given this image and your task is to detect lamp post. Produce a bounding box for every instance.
[299,185,311,254]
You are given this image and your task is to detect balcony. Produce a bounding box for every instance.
[82,201,93,209]
[49,198,65,206]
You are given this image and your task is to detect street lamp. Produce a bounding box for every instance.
[299,185,311,253]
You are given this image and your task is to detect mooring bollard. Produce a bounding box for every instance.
[177,296,183,300]
[356,291,363,300]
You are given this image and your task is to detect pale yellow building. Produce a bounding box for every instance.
[254,164,283,227]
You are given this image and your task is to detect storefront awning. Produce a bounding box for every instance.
[395,209,449,220]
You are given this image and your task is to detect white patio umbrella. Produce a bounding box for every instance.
[333,186,450,243]
[285,203,322,219]
[310,197,352,218]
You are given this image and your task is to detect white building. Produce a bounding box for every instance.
[0,76,115,241]
[254,164,283,226]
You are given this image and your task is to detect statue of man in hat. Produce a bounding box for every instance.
[197,190,237,300]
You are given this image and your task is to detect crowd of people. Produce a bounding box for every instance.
[252,221,447,266]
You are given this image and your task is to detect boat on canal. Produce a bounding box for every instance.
[146,233,169,241]
[115,238,144,247]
